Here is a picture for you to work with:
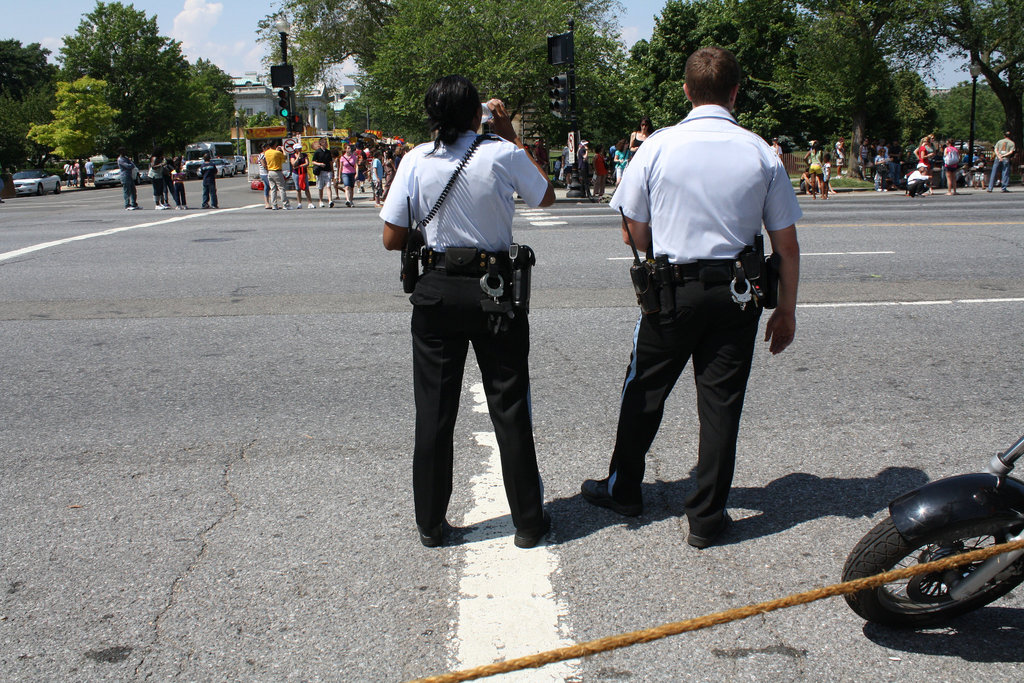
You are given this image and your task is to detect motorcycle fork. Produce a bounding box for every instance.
[948,526,1024,601]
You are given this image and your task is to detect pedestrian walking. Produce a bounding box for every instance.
[580,46,802,549]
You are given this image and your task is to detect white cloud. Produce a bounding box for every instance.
[172,0,224,50]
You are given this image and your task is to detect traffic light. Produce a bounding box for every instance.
[277,88,291,117]
[287,113,303,133]
[548,73,569,119]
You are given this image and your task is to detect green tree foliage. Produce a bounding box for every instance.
[259,0,394,88]
[28,77,119,160]
[932,82,1005,143]
[891,70,937,151]
[269,0,632,146]
[59,2,193,154]
[179,59,237,143]
[925,0,1024,149]
[0,41,57,169]
[631,0,803,140]
[0,40,58,99]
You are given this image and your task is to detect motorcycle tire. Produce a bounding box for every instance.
[842,516,1024,627]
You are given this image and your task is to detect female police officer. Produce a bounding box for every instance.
[381,75,555,548]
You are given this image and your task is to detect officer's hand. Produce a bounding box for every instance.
[488,99,517,142]
[764,308,795,354]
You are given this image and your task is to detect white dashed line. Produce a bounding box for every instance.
[452,381,578,681]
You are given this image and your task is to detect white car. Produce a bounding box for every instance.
[13,170,61,196]
[94,161,141,188]
[210,158,235,177]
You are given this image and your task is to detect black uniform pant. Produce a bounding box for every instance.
[607,279,761,536]
[410,270,545,533]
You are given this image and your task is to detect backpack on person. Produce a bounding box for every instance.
[944,147,960,167]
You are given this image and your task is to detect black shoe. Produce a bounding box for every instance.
[581,479,642,516]
[514,512,551,549]
[418,523,446,548]
[686,513,731,549]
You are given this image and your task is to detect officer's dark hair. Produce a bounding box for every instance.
[425,75,479,152]
[684,46,741,107]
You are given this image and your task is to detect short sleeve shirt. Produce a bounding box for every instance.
[380,131,549,253]
[610,105,802,263]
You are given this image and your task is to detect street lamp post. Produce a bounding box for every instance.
[968,61,982,176]
[275,17,291,63]
[234,110,242,155]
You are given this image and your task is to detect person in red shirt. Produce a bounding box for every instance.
[592,143,608,200]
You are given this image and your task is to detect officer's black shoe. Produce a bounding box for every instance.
[686,513,731,549]
[513,512,552,549]
[418,522,446,548]
[581,479,642,517]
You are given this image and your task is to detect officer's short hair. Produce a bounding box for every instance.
[684,46,741,106]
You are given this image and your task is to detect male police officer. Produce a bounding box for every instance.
[581,46,802,548]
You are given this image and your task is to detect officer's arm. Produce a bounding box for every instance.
[764,225,800,354]
[383,222,407,251]
[621,216,652,253]
[487,100,555,207]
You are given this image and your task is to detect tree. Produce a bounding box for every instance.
[59,1,191,155]
[630,0,804,140]
[891,70,937,151]
[926,0,1024,151]
[28,77,119,161]
[0,40,57,99]
[355,0,628,143]
[932,81,1005,143]
[178,59,236,144]
[0,40,57,169]
[778,0,933,174]
[259,0,394,89]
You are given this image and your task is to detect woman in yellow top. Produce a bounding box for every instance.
[804,140,824,199]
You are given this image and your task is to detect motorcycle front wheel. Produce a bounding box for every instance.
[842,516,1024,627]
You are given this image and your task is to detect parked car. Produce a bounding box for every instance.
[136,163,152,184]
[210,158,235,177]
[13,170,61,196]
[233,155,247,173]
[94,161,142,188]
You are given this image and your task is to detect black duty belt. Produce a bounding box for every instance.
[669,259,734,284]
[424,248,510,275]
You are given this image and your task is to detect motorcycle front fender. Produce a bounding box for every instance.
[890,473,1024,544]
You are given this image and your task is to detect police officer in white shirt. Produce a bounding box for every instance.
[381,75,555,549]
[581,46,802,549]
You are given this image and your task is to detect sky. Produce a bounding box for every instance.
[6,0,963,87]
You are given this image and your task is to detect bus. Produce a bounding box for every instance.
[183,142,234,177]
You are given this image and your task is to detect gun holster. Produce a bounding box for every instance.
[743,234,780,309]
[401,229,425,293]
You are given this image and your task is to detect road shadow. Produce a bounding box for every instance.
[862,607,1024,663]
[546,466,928,545]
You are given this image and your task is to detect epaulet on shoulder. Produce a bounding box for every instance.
[478,133,503,142]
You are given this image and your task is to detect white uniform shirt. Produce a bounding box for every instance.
[380,131,549,253]
[610,105,802,263]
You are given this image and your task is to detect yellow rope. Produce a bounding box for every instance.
[409,538,1024,683]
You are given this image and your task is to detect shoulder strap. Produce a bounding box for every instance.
[415,134,494,231]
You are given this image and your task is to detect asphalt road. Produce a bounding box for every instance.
[1,177,1022,681]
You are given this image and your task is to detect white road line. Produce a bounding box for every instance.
[453,381,577,681]
[0,205,262,262]
[608,251,895,261]
[802,297,1024,308]
[529,221,569,226]
[803,250,895,256]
